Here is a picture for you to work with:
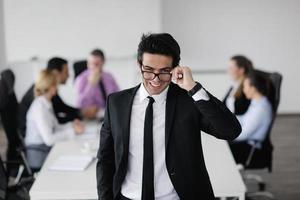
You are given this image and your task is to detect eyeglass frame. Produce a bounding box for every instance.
[140,65,173,82]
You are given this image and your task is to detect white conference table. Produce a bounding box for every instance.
[30,124,246,200]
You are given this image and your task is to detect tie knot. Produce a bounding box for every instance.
[147,96,155,104]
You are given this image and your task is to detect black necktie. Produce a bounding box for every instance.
[142,96,155,200]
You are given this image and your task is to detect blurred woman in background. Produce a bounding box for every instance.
[25,69,84,171]
[223,55,253,115]
[229,71,273,165]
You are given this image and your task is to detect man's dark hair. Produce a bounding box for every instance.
[91,49,105,61]
[137,33,181,68]
[47,57,68,72]
[231,55,253,75]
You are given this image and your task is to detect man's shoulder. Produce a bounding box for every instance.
[108,85,139,101]
[74,70,89,86]
[76,69,89,79]
[51,94,63,104]
[102,71,116,81]
[102,71,111,77]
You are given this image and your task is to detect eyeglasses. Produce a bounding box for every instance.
[141,67,172,82]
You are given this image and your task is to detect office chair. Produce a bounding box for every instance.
[0,156,30,200]
[243,70,282,199]
[73,60,87,80]
[0,156,7,200]
[0,69,34,181]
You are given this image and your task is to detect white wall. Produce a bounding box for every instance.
[162,0,300,114]
[3,0,161,62]
[3,0,300,113]
[0,0,6,69]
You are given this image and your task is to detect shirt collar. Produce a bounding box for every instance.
[139,83,169,104]
[252,96,267,104]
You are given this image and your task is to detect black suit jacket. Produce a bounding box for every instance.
[223,87,251,115]
[97,83,241,200]
[19,84,81,135]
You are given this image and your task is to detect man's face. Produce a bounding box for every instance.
[88,55,104,72]
[140,53,173,95]
[58,64,69,84]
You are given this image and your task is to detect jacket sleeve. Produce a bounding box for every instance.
[194,89,242,140]
[96,95,115,200]
[52,95,81,123]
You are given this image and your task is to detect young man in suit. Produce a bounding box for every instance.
[97,33,242,200]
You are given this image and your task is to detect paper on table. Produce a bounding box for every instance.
[48,155,94,171]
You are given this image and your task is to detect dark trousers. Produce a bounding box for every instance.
[229,142,252,165]
[229,141,272,170]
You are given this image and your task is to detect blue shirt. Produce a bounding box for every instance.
[234,96,273,148]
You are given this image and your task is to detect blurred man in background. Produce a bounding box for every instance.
[75,49,119,119]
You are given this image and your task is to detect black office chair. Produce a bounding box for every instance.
[0,156,7,200]
[243,70,282,199]
[0,156,30,200]
[73,60,87,80]
[0,69,33,180]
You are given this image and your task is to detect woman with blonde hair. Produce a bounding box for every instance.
[25,69,84,171]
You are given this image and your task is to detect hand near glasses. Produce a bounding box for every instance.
[171,66,197,91]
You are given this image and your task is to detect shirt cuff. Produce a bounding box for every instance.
[192,88,210,101]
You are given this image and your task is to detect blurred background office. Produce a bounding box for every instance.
[0,0,299,200]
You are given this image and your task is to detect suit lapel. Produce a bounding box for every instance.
[121,84,140,160]
[165,83,178,150]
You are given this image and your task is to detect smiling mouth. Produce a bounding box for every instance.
[150,81,161,88]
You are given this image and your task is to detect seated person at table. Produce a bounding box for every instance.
[229,71,273,165]
[75,49,119,119]
[25,70,84,170]
[223,55,253,115]
[19,57,81,136]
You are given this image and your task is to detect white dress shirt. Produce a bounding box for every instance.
[25,95,75,147]
[234,96,273,148]
[121,83,209,200]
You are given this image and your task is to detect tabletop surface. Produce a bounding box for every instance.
[30,124,246,199]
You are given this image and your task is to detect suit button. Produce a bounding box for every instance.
[170,172,176,176]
